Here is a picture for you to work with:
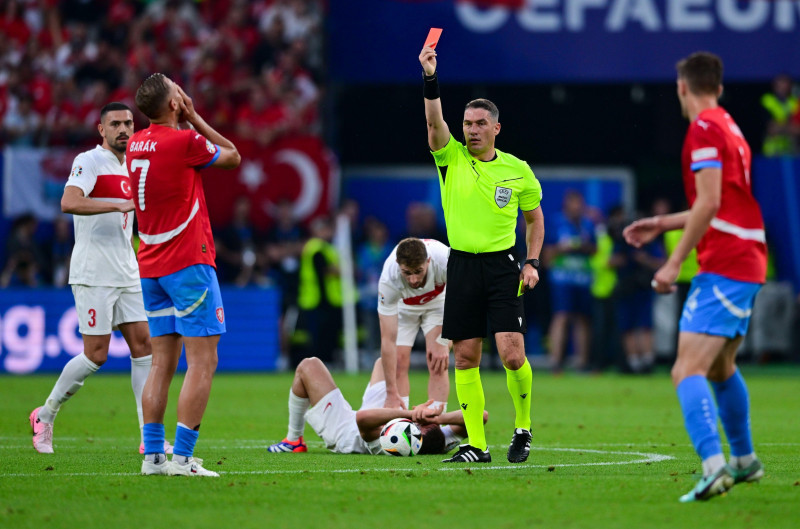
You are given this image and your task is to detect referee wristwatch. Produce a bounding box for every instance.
[524,258,540,270]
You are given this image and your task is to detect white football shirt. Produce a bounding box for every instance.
[66,145,139,287]
[377,239,449,316]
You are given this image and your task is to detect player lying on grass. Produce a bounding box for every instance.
[267,357,487,457]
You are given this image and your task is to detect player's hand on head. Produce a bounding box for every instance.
[176,85,198,123]
[419,46,437,76]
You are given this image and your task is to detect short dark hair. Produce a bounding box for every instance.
[395,238,427,268]
[465,98,499,122]
[100,102,132,122]
[676,52,723,96]
[417,424,446,455]
[135,73,171,119]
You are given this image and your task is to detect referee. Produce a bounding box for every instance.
[419,45,544,463]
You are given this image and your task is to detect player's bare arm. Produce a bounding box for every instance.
[521,207,544,290]
[623,211,691,248]
[651,167,721,293]
[378,313,405,409]
[419,46,450,151]
[61,186,134,215]
[176,85,241,169]
[356,407,415,441]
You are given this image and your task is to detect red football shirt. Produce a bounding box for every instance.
[681,107,767,283]
[127,124,220,278]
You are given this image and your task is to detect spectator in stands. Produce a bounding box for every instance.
[544,190,596,372]
[403,202,448,246]
[292,216,343,368]
[45,215,74,288]
[1,213,44,287]
[613,203,666,374]
[265,198,307,358]
[589,205,624,372]
[761,74,799,156]
[355,217,394,353]
[2,93,41,145]
[215,196,267,287]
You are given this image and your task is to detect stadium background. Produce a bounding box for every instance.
[1,0,800,374]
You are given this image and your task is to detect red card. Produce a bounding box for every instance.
[425,28,443,49]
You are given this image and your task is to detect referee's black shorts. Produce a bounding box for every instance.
[442,247,526,341]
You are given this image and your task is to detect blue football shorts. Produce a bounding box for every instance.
[141,264,226,337]
[679,272,761,338]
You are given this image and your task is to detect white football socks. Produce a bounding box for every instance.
[441,425,464,446]
[401,396,410,409]
[730,452,757,469]
[286,390,310,441]
[38,352,99,423]
[130,355,153,442]
[432,400,447,413]
[702,454,727,477]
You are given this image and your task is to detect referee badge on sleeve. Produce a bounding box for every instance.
[495,186,512,208]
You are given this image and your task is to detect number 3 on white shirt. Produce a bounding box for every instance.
[130,159,150,211]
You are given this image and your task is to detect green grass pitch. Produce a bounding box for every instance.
[1,366,798,529]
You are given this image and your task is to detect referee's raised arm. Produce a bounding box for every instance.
[420,46,450,151]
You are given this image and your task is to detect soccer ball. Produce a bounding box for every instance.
[379,418,423,456]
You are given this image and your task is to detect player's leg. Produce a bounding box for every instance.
[139,276,181,474]
[140,333,181,474]
[422,324,449,410]
[675,273,761,500]
[149,264,223,476]
[441,251,489,462]
[673,331,736,501]
[396,345,412,408]
[117,290,168,454]
[269,356,339,453]
[571,314,591,370]
[31,286,113,453]
[487,251,533,463]
[396,309,420,408]
[709,337,763,484]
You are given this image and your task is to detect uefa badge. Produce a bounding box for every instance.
[216,307,225,323]
[495,186,512,208]
[70,166,83,179]
[205,139,216,154]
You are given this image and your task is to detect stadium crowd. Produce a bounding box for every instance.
[2,1,799,372]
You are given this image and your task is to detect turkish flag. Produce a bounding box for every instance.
[203,135,340,230]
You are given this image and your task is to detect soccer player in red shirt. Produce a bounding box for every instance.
[624,52,766,502]
[128,74,241,477]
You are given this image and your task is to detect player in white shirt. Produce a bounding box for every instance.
[266,356,486,455]
[377,238,450,411]
[29,102,170,456]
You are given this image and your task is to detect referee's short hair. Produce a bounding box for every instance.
[396,238,427,268]
[100,102,132,122]
[676,52,723,96]
[465,98,499,122]
[135,73,171,119]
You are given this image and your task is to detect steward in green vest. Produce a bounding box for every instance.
[291,217,343,368]
[761,74,799,156]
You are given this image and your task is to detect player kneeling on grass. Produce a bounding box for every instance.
[267,357,487,456]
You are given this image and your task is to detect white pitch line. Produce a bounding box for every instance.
[0,446,673,478]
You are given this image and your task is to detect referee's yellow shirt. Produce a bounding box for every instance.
[431,135,542,253]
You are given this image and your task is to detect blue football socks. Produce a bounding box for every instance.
[173,423,200,458]
[676,375,723,461]
[710,369,754,457]
[143,422,165,455]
